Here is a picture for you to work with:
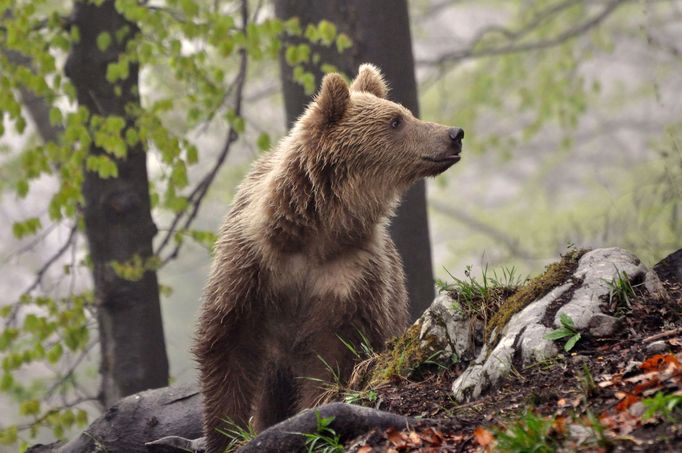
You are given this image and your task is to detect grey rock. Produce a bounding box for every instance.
[629,401,646,417]
[419,293,475,360]
[452,247,646,403]
[556,248,647,329]
[644,269,669,300]
[568,424,595,446]
[588,313,621,338]
[645,340,669,355]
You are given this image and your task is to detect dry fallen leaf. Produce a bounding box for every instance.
[640,353,681,372]
[616,393,640,411]
[474,427,494,447]
[418,427,443,446]
[385,427,407,447]
[358,446,373,453]
[553,416,567,435]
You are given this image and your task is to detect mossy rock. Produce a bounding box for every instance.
[349,249,588,391]
[484,248,588,345]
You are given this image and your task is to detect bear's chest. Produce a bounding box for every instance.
[268,250,370,305]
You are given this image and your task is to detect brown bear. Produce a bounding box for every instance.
[193,64,463,452]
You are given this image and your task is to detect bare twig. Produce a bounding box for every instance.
[44,340,98,399]
[419,0,629,67]
[1,223,58,262]
[156,0,250,266]
[5,224,78,328]
[430,200,534,260]
[643,328,682,343]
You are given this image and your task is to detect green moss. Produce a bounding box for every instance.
[368,323,427,385]
[484,248,588,345]
[348,249,589,392]
[346,322,440,390]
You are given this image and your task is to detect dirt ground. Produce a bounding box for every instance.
[344,281,682,452]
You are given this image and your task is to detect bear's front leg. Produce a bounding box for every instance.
[195,307,265,453]
[292,321,380,411]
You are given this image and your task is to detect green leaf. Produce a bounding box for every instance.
[96,32,111,52]
[257,132,270,151]
[49,107,63,126]
[76,409,88,427]
[564,333,581,351]
[336,33,352,53]
[16,179,29,198]
[317,20,337,45]
[544,328,573,340]
[559,313,575,330]
[46,343,63,364]
[19,399,40,416]
[12,217,42,239]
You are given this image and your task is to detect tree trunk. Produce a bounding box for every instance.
[275,0,435,320]
[65,0,168,407]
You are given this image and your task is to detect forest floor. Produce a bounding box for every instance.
[343,281,682,452]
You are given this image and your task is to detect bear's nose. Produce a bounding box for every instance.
[448,127,464,143]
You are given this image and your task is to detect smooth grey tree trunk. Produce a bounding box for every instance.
[65,0,168,407]
[274,0,435,321]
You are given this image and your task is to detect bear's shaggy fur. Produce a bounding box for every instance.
[194,64,463,452]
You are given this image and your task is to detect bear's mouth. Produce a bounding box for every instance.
[422,155,461,164]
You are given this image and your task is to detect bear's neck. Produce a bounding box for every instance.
[263,153,397,259]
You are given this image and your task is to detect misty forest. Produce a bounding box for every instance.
[0,0,681,452]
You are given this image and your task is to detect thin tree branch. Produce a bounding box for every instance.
[156,0,250,266]
[430,200,533,260]
[5,225,78,328]
[10,396,98,433]
[419,0,629,67]
[44,340,99,400]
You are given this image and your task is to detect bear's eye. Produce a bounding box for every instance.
[390,116,402,129]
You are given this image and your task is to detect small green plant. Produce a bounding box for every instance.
[642,391,682,422]
[337,329,375,361]
[343,388,378,405]
[216,417,257,452]
[545,313,582,352]
[495,412,558,452]
[578,363,597,398]
[301,412,344,453]
[605,269,636,311]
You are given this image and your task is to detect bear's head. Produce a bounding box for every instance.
[296,63,464,195]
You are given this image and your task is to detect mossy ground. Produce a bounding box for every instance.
[351,249,588,391]
[484,248,587,345]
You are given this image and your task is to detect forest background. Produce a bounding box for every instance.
[0,0,680,450]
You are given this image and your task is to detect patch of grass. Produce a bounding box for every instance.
[301,412,344,453]
[343,388,378,405]
[577,363,597,398]
[303,354,346,407]
[606,269,637,313]
[440,264,523,327]
[545,313,582,352]
[305,332,381,407]
[642,391,682,422]
[494,412,561,452]
[337,329,375,361]
[486,248,588,345]
[217,417,257,452]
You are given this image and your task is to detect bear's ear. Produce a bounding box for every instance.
[350,63,388,98]
[314,73,350,125]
